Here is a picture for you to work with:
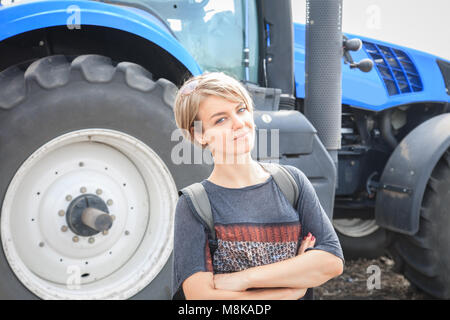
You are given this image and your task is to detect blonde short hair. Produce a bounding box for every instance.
[173,72,254,149]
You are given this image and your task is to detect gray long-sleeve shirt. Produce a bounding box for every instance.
[172,163,345,300]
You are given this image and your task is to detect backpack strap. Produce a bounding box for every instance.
[258,162,300,209]
[179,183,216,241]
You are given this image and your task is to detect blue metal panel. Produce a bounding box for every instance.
[0,0,202,76]
[294,23,450,111]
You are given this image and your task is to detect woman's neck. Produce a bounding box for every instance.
[207,154,271,188]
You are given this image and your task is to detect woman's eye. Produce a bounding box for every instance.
[215,118,225,125]
[214,107,246,125]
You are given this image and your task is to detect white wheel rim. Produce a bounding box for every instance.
[1,129,177,299]
[333,218,379,238]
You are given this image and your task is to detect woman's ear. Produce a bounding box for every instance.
[190,122,207,147]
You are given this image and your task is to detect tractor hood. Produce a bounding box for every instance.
[294,23,450,111]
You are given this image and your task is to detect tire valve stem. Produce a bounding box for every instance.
[39,242,45,248]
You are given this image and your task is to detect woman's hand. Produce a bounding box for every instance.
[213,272,249,292]
[297,232,316,255]
[213,233,316,292]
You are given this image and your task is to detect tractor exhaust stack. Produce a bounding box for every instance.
[304,0,343,176]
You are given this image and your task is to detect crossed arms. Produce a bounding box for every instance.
[182,233,344,300]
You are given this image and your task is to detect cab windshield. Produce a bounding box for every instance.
[96,0,259,83]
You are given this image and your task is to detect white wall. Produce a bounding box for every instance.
[291,0,450,60]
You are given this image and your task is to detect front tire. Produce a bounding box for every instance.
[0,55,211,299]
[386,149,450,299]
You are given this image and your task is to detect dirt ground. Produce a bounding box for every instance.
[314,255,435,300]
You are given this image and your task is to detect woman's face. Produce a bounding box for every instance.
[192,95,255,161]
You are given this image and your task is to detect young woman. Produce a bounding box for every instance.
[172,72,344,300]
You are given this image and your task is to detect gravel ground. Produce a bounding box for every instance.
[314,255,435,300]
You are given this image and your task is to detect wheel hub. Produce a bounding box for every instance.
[66,194,112,237]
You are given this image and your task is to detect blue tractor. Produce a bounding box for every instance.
[0,0,449,299]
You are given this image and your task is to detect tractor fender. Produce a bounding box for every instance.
[0,0,202,76]
[375,113,450,235]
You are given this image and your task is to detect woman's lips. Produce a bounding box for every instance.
[233,131,249,140]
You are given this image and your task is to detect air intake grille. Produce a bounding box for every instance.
[363,41,423,96]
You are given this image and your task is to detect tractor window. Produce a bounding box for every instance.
[97,0,259,83]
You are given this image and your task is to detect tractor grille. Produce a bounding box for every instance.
[363,41,423,96]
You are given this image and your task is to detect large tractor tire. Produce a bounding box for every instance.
[387,149,450,299]
[0,55,211,299]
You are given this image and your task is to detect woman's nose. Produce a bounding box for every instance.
[231,113,245,130]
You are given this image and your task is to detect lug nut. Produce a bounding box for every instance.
[80,187,87,193]
[72,236,79,243]
[88,237,95,244]
[61,225,68,232]
[107,199,113,206]
[58,210,65,217]
[66,195,72,201]
[96,189,102,195]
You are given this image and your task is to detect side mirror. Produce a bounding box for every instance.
[342,36,374,73]
[350,58,374,72]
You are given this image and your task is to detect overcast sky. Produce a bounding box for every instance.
[291,0,450,60]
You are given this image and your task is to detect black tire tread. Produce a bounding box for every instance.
[0,65,27,109]
[390,151,450,299]
[0,54,179,111]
